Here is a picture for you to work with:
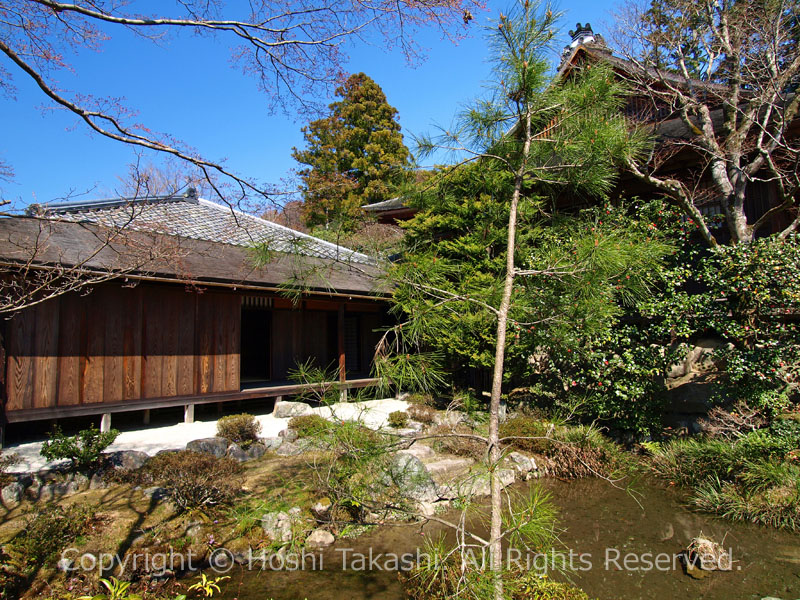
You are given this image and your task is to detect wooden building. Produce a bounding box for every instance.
[0,193,389,443]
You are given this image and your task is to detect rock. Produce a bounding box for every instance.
[507,452,537,474]
[226,443,249,463]
[455,468,516,498]
[397,444,435,460]
[38,483,56,502]
[687,536,732,571]
[185,521,202,538]
[246,443,267,460]
[279,428,299,442]
[106,450,150,471]
[273,401,313,419]
[275,441,303,456]
[67,474,90,494]
[57,558,74,573]
[261,437,283,451]
[142,486,168,500]
[90,473,107,490]
[260,511,296,543]
[417,501,437,518]
[1,482,24,507]
[386,454,439,502]
[305,529,335,548]
[186,437,230,458]
[392,428,420,437]
[311,497,332,522]
[424,458,474,481]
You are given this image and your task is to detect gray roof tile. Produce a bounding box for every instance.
[32,195,375,266]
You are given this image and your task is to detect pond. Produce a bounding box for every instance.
[217,478,800,600]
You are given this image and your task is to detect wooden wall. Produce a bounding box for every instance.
[3,284,240,412]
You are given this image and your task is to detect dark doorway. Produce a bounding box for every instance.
[241,308,271,383]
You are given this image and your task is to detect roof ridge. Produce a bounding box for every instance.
[194,198,376,264]
[28,193,197,216]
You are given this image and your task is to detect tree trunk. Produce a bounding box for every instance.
[487,109,532,600]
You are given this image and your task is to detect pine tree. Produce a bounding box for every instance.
[292,73,411,231]
[378,3,670,597]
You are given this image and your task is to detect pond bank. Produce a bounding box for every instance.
[214,477,800,600]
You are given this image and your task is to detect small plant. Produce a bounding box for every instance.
[407,403,437,424]
[79,576,141,600]
[40,425,119,472]
[216,413,262,448]
[288,414,331,438]
[0,451,19,486]
[12,504,93,569]
[387,411,409,429]
[187,573,229,598]
[144,451,243,512]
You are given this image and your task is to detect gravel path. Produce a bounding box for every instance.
[4,398,408,473]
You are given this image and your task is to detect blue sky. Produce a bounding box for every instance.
[1,0,618,211]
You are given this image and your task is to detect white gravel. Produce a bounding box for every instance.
[3,398,408,474]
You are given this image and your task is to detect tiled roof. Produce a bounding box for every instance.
[29,194,375,266]
[362,196,407,212]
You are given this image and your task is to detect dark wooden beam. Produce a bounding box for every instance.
[338,303,346,384]
[3,378,379,423]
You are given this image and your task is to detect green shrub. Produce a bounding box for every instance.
[217,413,262,448]
[0,452,19,486]
[388,411,409,429]
[288,414,331,438]
[499,416,553,453]
[430,424,485,458]
[12,504,93,568]
[40,425,119,472]
[297,419,397,521]
[144,450,243,512]
[407,404,437,424]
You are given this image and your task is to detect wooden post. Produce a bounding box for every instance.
[143,409,151,425]
[100,413,112,433]
[338,303,347,402]
[184,404,195,424]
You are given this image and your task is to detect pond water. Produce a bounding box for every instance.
[218,478,800,600]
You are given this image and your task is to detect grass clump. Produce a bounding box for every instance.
[144,450,244,512]
[648,423,800,530]
[217,413,262,448]
[388,411,409,429]
[407,404,437,424]
[499,416,553,453]
[288,414,332,438]
[12,503,94,568]
[500,417,628,480]
[430,424,485,458]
